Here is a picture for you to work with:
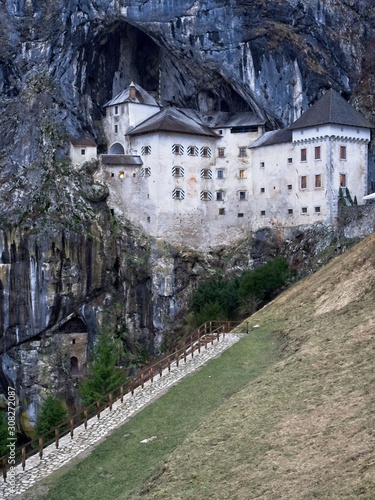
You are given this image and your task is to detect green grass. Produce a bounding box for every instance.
[29,327,281,500]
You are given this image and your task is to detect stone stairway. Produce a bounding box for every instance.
[1,332,245,499]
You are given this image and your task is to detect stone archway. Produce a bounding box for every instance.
[70,356,79,375]
[109,142,125,154]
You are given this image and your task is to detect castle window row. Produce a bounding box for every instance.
[172,144,212,157]
[299,174,323,190]
[300,146,346,162]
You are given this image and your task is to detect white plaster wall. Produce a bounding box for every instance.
[292,124,370,143]
[70,145,97,166]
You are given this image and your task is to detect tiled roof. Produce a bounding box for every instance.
[250,129,292,148]
[101,155,143,166]
[70,137,97,147]
[289,89,373,130]
[128,107,219,137]
[103,83,159,107]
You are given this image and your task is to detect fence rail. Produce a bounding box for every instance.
[1,320,243,482]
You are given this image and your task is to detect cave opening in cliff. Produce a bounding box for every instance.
[87,22,161,115]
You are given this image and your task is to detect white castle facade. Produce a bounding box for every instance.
[72,83,372,250]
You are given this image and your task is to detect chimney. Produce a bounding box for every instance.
[129,82,136,100]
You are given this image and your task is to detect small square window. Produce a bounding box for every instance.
[260,187,265,193]
[300,176,307,189]
[239,147,247,157]
[201,147,211,158]
[288,157,293,164]
[340,146,347,160]
[260,210,266,216]
[315,206,321,213]
[119,171,124,179]
[81,149,86,155]
[219,208,225,215]
[302,207,308,214]
[287,184,292,190]
[237,213,244,218]
[315,146,321,160]
[218,148,225,158]
[216,191,224,201]
[217,169,224,179]
[340,173,346,187]
[288,208,293,215]
[260,161,265,168]
[72,338,76,345]
[239,169,246,179]
[301,148,307,162]
[111,172,114,178]
[239,191,247,201]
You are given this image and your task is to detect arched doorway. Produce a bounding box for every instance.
[70,356,79,375]
[109,142,125,154]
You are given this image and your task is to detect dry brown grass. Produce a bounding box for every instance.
[140,234,375,499]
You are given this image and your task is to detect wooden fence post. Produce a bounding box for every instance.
[141,372,144,389]
[55,428,59,449]
[191,337,194,358]
[120,385,124,403]
[109,393,113,411]
[175,348,179,367]
[150,367,154,384]
[168,355,171,372]
[96,400,101,419]
[83,409,88,429]
[159,362,162,378]
[198,331,201,353]
[22,446,26,471]
[183,342,186,363]
[39,437,43,459]
[70,418,74,439]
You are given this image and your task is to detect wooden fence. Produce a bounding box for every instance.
[1,320,243,482]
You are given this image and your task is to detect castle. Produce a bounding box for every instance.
[72,83,372,250]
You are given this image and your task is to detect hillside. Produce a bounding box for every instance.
[24,233,375,499]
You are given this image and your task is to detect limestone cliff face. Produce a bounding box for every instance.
[1,0,375,434]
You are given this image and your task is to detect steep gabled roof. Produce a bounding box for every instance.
[249,129,292,148]
[103,83,159,107]
[289,89,373,130]
[70,137,97,147]
[128,107,219,137]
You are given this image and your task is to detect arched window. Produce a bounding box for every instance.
[109,143,125,154]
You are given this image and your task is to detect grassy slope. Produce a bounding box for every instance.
[27,234,375,499]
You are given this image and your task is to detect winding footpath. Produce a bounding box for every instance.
[2,332,245,499]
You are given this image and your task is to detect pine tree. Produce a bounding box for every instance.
[80,326,124,406]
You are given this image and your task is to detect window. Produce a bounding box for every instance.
[114,125,118,134]
[287,184,293,190]
[217,169,224,179]
[81,149,86,155]
[187,145,198,156]
[200,190,212,201]
[172,144,184,155]
[219,208,225,215]
[239,147,247,157]
[201,168,212,179]
[141,167,151,177]
[315,174,322,188]
[114,105,119,115]
[218,148,225,158]
[288,209,293,215]
[260,187,265,193]
[119,171,124,179]
[141,145,151,155]
[260,210,266,216]
[239,169,246,179]
[260,161,265,168]
[302,207,308,214]
[237,213,244,218]
[288,157,293,164]
[340,173,346,187]
[340,146,347,160]
[314,146,321,160]
[216,191,224,201]
[301,148,307,162]
[201,147,211,158]
[315,206,321,213]
[111,172,114,178]
[172,166,184,177]
[173,188,185,200]
[239,191,247,201]
[300,176,307,189]
[147,216,150,223]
